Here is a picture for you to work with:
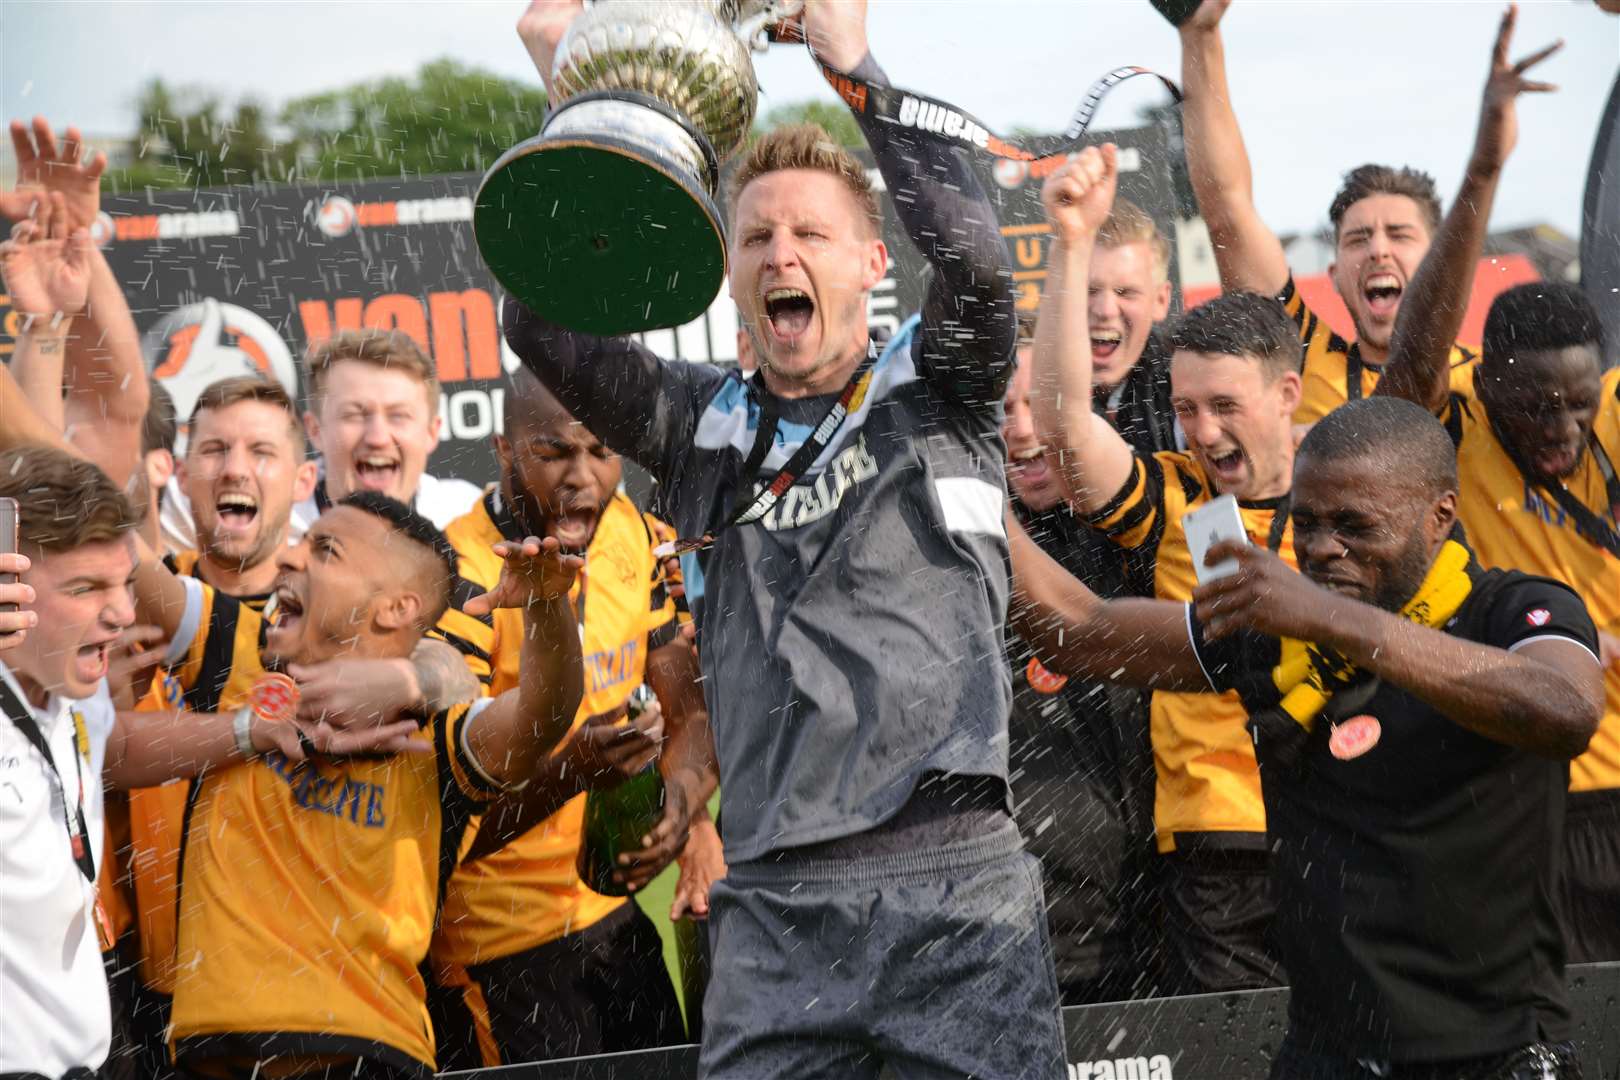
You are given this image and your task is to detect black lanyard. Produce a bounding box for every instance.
[0,677,96,885]
[1265,496,1292,554]
[668,344,880,555]
[1519,435,1620,560]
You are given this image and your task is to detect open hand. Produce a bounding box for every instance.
[106,625,168,710]
[9,118,107,232]
[252,712,427,763]
[288,656,419,727]
[464,535,582,616]
[1,192,91,318]
[1041,144,1118,246]
[1192,541,1333,642]
[1469,4,1561,176]
[670,811,726,921]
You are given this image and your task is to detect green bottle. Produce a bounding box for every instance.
[577,684,664,897]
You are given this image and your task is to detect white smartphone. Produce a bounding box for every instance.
[1182,494,1249,584]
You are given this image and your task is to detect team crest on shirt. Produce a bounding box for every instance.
[1025,657,1069,695]
[1525,608,1551,627]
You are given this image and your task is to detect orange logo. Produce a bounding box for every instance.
[1025,656,1069,695]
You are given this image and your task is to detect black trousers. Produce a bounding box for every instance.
[430,901,685,1069]
[1159,846,1285,995]
[1561,791,1620,964]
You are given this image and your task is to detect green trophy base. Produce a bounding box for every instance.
[475,136,727,336]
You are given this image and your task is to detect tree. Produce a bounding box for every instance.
[114,80,291,191]
[279,60,548,182]
[112,61,549,191]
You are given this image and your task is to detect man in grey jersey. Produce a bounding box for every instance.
[508,2,1063,1076]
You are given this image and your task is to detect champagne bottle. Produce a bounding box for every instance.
[577,684,664,897]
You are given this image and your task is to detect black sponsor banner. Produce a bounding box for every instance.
[444,963,1620,1079]
[0,121,1180,492]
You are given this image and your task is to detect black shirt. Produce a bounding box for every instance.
[1188,565,1598,1062]
[1093,328,1177,458]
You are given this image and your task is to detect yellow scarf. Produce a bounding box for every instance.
[1271,539,1473,730]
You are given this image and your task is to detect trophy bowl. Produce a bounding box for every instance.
[477,0,799,336]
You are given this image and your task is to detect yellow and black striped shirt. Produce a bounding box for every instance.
[432,487,678,969]
[162,582,500,1076]
[1279,275,1479,425]
[126,563,269,993]
[1086,451,1296,853]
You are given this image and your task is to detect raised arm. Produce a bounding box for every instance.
[1176,1,1289,297]
[1008,512,1211,692]
[1029,148,1138,514]
[1378,6,1560,412]
[8,119,147,488]
[105,702,422,790]
[459,536,585,788]
[1194,540,1602,758]
[0,193,88,435]
[808,1,1016,406]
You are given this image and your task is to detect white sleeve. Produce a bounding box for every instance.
[163,577,207,668]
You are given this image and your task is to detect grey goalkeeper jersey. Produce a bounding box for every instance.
[505,53,1017,864]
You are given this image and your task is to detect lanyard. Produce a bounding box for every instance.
[0,678,96,885]
[666,343,879,556]
[1518,435,1620,560]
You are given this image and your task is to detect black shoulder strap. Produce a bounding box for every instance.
[0,678,95,884]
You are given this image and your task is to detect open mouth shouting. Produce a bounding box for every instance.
[549,502,604,554]
[1203,446,1248,489]
[267,582,306,653]
[1009,446,1053,489]
[76,636,117,685]
[215,491,260,537]
[1091,328,1123,364]
[353,454,402,495]
[1362,272,1403,321]
[762,286,816,349]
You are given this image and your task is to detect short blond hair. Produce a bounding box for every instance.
[727,124,880,235]
[305,330,438,410]
[1096,198,1170,284]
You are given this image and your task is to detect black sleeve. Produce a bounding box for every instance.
[1186,603,1282,709]
[845,53,1016,411]
[502,296,726,481]
[1474,574,1600,658]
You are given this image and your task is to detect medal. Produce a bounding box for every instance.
[251,673,300,724]
[1025,656,1070,695]
[1329,715,1382,761]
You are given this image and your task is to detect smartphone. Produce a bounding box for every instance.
[0,497,18,614]
[1182,494,1249,585]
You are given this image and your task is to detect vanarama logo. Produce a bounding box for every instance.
[1068,1055,1173,1080]
[141,298,299,425]
[105,209,239,244]
[311,194,472,238]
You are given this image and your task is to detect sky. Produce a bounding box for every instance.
[1,1,1616,238]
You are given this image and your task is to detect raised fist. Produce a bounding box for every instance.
[1040,144,1118,246]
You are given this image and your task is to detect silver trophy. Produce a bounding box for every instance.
[475,0,804,335]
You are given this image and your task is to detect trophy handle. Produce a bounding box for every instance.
[741,0,805,52]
